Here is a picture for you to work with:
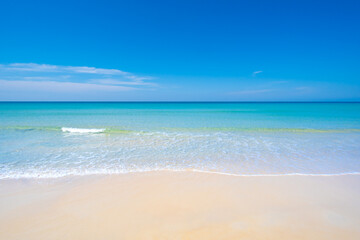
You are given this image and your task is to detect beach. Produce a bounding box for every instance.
[1,102,360,239]
[1,171,360,239]
[2,0,360,237]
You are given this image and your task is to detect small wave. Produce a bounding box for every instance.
[189,169,360,177]
[0,126,61,131]
[1,126,360,134]
[0,126,131,134]
[1,169,360,180]
[61,127,106,133]
[162,127,360,133]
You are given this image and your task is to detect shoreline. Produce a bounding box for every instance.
[2,168,360,180]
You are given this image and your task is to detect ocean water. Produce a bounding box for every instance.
[0,102,360,178]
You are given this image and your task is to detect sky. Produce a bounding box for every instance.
[0,0,359,101]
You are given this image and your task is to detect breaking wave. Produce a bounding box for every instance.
[61,127,106,133]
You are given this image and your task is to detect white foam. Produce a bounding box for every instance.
[189,169,360,177]
[61,127,105,133]
[1,168,360,180]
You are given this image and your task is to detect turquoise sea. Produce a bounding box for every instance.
[0,102,360,178]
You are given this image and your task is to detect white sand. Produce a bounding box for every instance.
[1,171,360,239]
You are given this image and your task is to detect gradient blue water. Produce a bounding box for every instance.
[1,102,360,178]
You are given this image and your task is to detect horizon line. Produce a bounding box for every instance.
[1,101,360,103]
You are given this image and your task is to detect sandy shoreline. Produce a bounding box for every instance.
[1,172,360,239]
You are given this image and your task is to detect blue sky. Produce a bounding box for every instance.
[0,0,359,101]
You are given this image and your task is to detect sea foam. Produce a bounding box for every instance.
[61,127,105,133]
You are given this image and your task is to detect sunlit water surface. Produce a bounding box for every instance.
[1,102,360,178]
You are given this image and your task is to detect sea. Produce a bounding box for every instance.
[0,102,359,179]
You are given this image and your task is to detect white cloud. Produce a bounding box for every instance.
[1,63,136,76]
[0,79,136,92]
[252,70,263,77]
[0,63,156,91]
[4,63,59,72]
[124,75,154,81]
[90,78,156,86]
[65,66,127,75]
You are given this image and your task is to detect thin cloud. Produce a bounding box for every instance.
[2,63,135,76]
[0,63,156,91]
[0,79,136,92]
[2,63,59,72]
[125,75,154,81]
[65,66,127,75]
[90,78,157,86]
[252,70,263,77]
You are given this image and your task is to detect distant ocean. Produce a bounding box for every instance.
[1,102,360,179]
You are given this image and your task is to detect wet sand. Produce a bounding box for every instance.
[1,171,360,239]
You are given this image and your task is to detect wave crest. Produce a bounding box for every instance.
[61,127,105,133]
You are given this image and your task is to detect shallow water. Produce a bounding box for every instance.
[1,102,360,178]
